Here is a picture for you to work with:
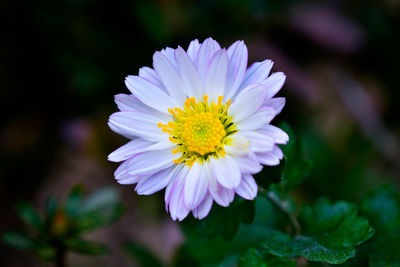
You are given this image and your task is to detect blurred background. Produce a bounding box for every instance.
[1,0,399,266]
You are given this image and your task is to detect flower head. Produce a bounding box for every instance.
[108,38,288,220]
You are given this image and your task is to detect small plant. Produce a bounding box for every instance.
[2,185,123,266]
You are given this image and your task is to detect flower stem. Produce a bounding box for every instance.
[265,190,301,235]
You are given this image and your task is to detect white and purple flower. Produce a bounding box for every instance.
[108,38,288,220]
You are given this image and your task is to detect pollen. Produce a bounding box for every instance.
[157,95,237,166]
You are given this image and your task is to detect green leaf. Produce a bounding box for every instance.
[64,238,110,255]
[15,201,44,232]
[195,197,255,240]
[280,123,312,192]
[262,199,374,264]
[2,231,38,250]
[239,248,296,267]
[65,184,85,218]
[124,241,163,267]
[71,187,123,233]
[361,184,400,266]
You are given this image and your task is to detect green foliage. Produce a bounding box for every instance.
[124,242,163,267]
[261,199,374,264]
[195,197,255,240]
[2,185,123,262]
[239,248,296,267]
[254,122,312,193]
[360,184,400,266]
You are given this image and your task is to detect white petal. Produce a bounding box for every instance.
[108,139,153,162]
[209,183,234,207]
[242,131,274,152]
[136,166,177,195]
[125,76,178,113]
[166,166,190,221]
[225,41,248,100]
[204,49,229,102]
[192,193,213,219]
[108,111,167,141]
[271,145,284,159]
[187,39,200,66]
[197,37,221,83]
[161,47,178,69]
[236,107,275,131]
[235,174,258,200]
[263,72,286,99]
[153,51,186,103]
[264,97,285,115]
[175,47,203,98]
[126,149,178,176]
[259,125,289,144]
[114,159,140,184]
[183,163,208,210]
[230,84,268,122]
[235,152,263,174]
[224,134,250,157]
[138,67,164,89]
[240,60,273,90]
[210,156,241,189]
[257,151,280,166]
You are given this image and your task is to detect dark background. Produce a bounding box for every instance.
[1,0,399,266]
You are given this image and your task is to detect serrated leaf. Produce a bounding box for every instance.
[64,238,110,255]
[124,241,163,267]
[262,199,374,264]
[361,184,400,266]
[195,197,255,240]
[16,201,44,232]
[239,248,296,267]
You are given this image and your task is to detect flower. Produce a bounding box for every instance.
[108,38,288,221]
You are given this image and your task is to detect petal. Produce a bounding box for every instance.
[236,107,275,131]
[210,155,241,189]
[262,72,286,99]
[264,97,285,115]
[242,131,274,152]
[161,47,178,70]
[108,139,153,162]
[229,84,268,122]
[108,111,168,141]
[166,166,190,221]
[225,41,248,100]
[235,174,258,200]
[136,165,177,195]
[271,145,284,159]
[204,49,229,102]
[197,37,221,83]
[153,51,186,103]
[224,134,250,157]
[114,159,140,184]
[138,67,164,89]
[235,152,263,174]
[209,183,235,207]
[257,152,280,166]
[192,193,213,219]
[259,125,289,144]
[187,39,200,66]
[125,76,178,113]
[240,60,273,90]
[175,46,203,98]
[126,149,178,176]
[183,162,208,210]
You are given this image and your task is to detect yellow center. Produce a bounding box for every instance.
[157,95,237,166]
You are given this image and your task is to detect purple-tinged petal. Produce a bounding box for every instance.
[263,72,286,99]
[242,131,274,153]
[210,155,241,189]
[225,41,248,100]
[240,60,273,90]
[192,193,213,219]
[235,152,263,174]
[197,37,221,83]
[187,39,200,66]
[264,97,285,115]
[126,149,178,176]
[136,165,177,195]
[259,125,289,144]
[235,174,258,200]
[175,47,203,98]
[236,107,275,131]
[183,162,208,210]
[138,67,164,89]
[204,49,229,101]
